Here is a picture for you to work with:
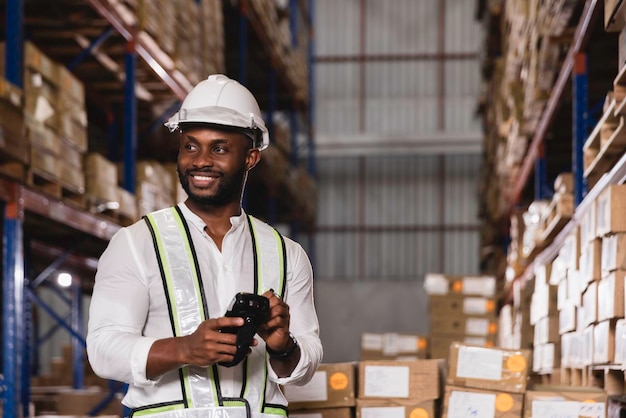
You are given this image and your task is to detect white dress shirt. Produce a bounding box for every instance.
[87,203,322,409]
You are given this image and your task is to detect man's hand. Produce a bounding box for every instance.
[146,316,251,379]
[257,290,301,377]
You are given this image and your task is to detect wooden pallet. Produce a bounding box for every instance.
[84,194,136,227]
[583,98,626,189]
[25,168,85,208]
[539,193,574,244]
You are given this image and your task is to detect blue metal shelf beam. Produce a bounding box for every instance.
[123,42,137,193]
[5,0,24,87]
[67,26,115,71]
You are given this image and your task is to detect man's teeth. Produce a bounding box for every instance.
[193,175,214,180]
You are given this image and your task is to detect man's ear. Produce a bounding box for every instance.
[246,148,261,170]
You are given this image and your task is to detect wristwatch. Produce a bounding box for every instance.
[267,333,299,359]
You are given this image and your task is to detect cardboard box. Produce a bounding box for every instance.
[358,359,443,402]
[428,334,496,360]
[614,319,626,364]
[446,343,530,394]
[356,399,435,418]
[429,314,498,337]
[593,319,617,364]
[581,281,598,328]
[596,184,626,237]
[423,273,496,297]
[0,108,28,164]
[580,239,602,284]
[284,362,356,410]
[360,333,429,361]
[601,233,626,274]
[582,324,595,367]
[533,315,560,344]
[442,385,523,418]
[597,272,625,321]
[85,153,117,185]
[290,407,353,418]
[559,300,577,334]
[580,202,597,245]
[54,389,124,416]
[429,294,496,316]
[529,283,558,326]
[523,386,607,418]
[561,229,581,270]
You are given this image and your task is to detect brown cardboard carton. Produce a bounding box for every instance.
[442,385,523,418]
[429,294,496,316]
[356,399,435,418]
[593,319,617,364]
[601,233,626,274]
[523,386,607,418]
[428,334,496,360]
[430,314,498,337]
[54,389,124,416]
[581,280,598,328]
[290,407,353,418]
[359,333,428,361]
[284,362,356,410]
[358,359,443,402]
[424,273,496,297]
[447,342,530,393]
[580,239,602,284]
[596,184,626,236]
[597,272,625,321]
[85,153,118,185]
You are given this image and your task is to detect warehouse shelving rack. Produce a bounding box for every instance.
[1,0,316,416]
[498,0,626,312]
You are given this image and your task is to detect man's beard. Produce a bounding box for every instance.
[178,165,247,207]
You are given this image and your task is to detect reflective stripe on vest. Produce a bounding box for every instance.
[140,206,287,417]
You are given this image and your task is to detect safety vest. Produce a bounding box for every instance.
[134,206,288,418]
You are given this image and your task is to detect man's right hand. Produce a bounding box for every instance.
[146,316,248,379]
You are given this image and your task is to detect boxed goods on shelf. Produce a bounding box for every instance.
[0,78,28,171]
[442,386,523,418]
[283,362,356,412]
[289,408,352,418]
[596,184,626,237]
[593,318,617,364]
[601,233,626,273]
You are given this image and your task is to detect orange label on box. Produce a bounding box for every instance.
[486,300,495,312]
[488,322,498,334]
[329,372,348,390]
[495,393,514,412]
[418,338,427,350]
[506,355,526,372]
[452,280,463,292]
[409,407,429,418]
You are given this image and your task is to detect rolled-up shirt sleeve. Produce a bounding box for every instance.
[268,240,323,385]
[87,227,157,386]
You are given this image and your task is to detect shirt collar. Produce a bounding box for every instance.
[177,202,247,233]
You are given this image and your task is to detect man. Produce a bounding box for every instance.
[87,74,323,418]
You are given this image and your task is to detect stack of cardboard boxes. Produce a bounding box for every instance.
[442,343,530,417]
[424,273,499,359]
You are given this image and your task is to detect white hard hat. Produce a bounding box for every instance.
[165,74,269,150]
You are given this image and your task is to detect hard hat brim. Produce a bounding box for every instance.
[165,105,269,150]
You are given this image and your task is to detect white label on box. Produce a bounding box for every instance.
[456,346,503,381]
[291,414,323,418]
[361,406,404,418]
[463,297,488,315]
[465,318,489,336]
[463,336,487,346]
[462,276,495,296]
[448,390,496,418]
[283,370,327,402]
[424,273,448,295]
[362,333,383,350]
[363,366,409,398]
[382,333,399,355]
[396,335,418,353]
[532,400,604,418]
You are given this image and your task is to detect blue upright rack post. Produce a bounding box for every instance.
[573,53,588,205]
[2,188,25,418]
[5,0,24,88]
[534,143,548,200]
[123,41,138,193]
[71,282,84,389]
